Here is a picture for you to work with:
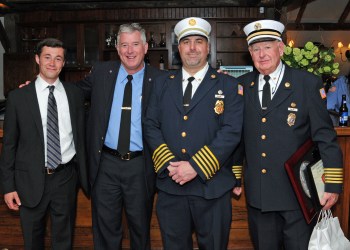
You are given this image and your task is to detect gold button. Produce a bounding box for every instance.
[261,135,266,140]
[262,118,266,123]
[184,115,188,121]
[181,148,186,154]
[181,132,187,137]
[261,153,266,157]
[261,169,267,174]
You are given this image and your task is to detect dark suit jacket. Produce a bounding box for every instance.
[238,64,343,212]
[76,60,163,197]
[0,80,89,208]
[144,66,244,199]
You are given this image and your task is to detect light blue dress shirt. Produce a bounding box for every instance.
[104,65,144,151]
[327,75,350,112]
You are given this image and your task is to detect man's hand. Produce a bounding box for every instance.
[232,187,242,196]
[4,191,21,211]
[168,161,197,185]
[320,192,339,210]
[19,81,31,88]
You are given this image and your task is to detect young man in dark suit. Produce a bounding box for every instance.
[234,20,343,250]
[76,23,164,250]
[0,38,89,249]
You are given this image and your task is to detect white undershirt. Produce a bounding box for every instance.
[35,76,76,165]
[258,62,285,106]
[182,63,209,97]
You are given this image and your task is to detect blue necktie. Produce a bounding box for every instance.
[47,85,61,169]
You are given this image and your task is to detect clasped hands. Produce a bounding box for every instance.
[168,161,197,185]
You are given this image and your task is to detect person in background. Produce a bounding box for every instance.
[75,23,164,250]
[235,19,343,250]
[0,38,89,249]
[327,71,350,111]
[144,17,244,250]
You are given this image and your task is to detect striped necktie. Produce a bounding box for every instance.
[47,85,62,169]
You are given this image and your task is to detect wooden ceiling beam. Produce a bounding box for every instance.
[338,0,350,24]
[286,22,350,30]
[295,0,308,25]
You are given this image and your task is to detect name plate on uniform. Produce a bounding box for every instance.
[285,139,324,224]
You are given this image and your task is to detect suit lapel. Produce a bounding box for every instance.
[168,71,185,113]
[63,83,78,146]
[264,65,293,115]
[141,65,153,118]
[24,82,45,145]
[104,61,120,122]
[187,67,218,113]
[246,72,262,114]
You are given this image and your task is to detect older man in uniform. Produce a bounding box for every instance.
[233,20,343,250]
[144,17,244,250]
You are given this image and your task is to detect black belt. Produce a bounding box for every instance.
[102,145,143,161]
[45,156,75,175]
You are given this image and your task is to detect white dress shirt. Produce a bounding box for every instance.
[182,63,210,97]
[35,76,76,165]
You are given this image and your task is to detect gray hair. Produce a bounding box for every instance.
[117,23,147,45]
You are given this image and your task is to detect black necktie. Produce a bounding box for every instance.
[117,75,133,156]
[262,75,271,110]
[47,85,61,169]
[183,76,195,112]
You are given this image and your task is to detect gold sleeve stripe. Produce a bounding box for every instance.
[203,146,219,169]
[153,144,167,161]
[324,168,343,184]
[154,151,173,169]
[197,151,215,174]
[192,146,220,180]
[193,155,210,179]
[155,155,175,173]
[200,148,217,172]
[232,165,242,179]
[152,144,175,173]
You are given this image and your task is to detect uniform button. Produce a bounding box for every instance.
[101,137,104,140]
[261,153,266,157]
[181,132,187,137]
[98,150,101,153]
[262,118,267,123]
[261,169,267,174]
[261,135,266,140]
[181,148,186,154]
[183,115,188,121]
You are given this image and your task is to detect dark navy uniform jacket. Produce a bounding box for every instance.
[144,66,244,199]
[237,64,343,212]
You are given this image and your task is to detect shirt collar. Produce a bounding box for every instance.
[182,63,209,83]
[259,61,283,84]
[35,75,63,92]
[119,64,145,83]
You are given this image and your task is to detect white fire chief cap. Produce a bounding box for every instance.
[243,19,285,45]
[174,17,211,42]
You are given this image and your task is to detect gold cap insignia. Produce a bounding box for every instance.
[169,75,175,79]
[214,100,224,115]
[285,82,291,88]
[189,19,196,26]
[287,113,296,127]
[211,74,216,79]
[254,23,262,30]
[291,102,296,108]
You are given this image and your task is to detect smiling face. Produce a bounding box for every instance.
[249,40,285,75]
[178,35,209,74]
[35,46,65,84]
[116,30,148,74]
